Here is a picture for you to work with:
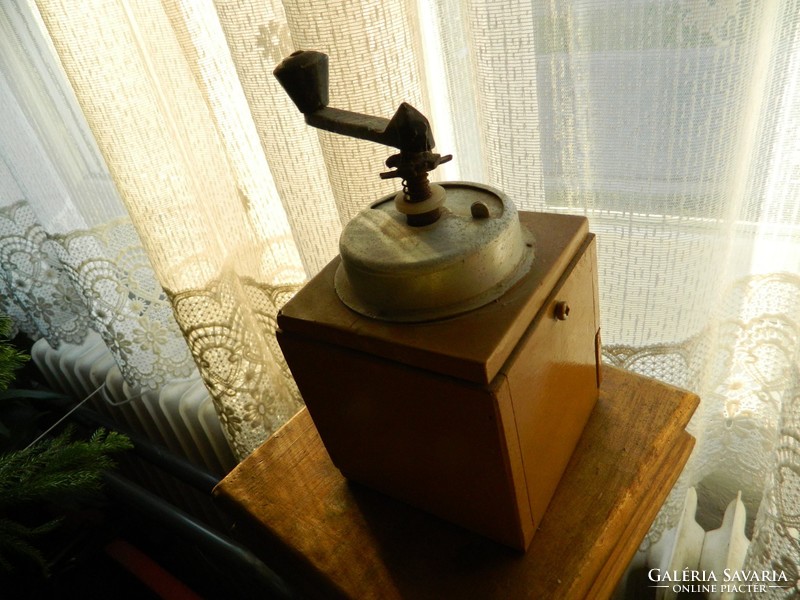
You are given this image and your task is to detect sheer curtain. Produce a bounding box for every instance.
[2,0,799,585]
[0,2,196,390]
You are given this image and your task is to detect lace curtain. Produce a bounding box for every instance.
[2,0,799,587]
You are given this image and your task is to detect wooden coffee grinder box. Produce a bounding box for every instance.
[273,51,601,551]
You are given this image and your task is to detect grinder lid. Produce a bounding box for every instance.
[274,50,535,323]
[335,182,534,322]
[277,212,591,385]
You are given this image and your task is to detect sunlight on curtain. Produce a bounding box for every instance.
[34,0,310,458]
[0,0,195,390]
[213,0,340,276]
[2,0,799,587]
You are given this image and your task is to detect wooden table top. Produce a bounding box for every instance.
[214,366,698,599]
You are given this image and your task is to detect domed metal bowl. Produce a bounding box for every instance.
[335,182,534,322]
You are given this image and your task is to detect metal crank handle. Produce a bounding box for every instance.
[273,50,436,154]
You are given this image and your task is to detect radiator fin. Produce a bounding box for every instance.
[31,336,236,476]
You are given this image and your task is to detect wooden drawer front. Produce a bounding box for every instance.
[504,237,600,526]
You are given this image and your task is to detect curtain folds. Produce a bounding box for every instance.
[0,0,196,392]
[33,0,307,457]
[2,0,800,584]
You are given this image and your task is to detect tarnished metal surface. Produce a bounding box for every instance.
[335,182,534,322]
[275,51,435,153]
[274,50,451,226]
[274,51,536,321]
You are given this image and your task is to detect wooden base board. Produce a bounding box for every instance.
[214,366,698,599]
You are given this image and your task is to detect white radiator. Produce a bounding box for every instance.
[31,332,237,477]
[615,487,751,600]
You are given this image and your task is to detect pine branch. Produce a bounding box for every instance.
[0,346,28,394]
[0,517,61,575]
[0,314,12,339]
[0,315,133,575]
[0,427,131,574]
[0,314,27,393]
[0,427,132,508]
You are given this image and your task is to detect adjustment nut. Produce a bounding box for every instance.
[394,184,446,215]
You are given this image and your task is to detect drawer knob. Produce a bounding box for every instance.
[555,301,571,320]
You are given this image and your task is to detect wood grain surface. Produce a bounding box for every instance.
[214,366,698,599]
[277,212,590,385]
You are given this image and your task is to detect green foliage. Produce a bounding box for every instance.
[0,517,62,574]
[0,313,132,575]
[0,426,132,507]
[0,315,28,394]
[0,427,132,574]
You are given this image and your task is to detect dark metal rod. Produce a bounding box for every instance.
[306,107,391,146]
[74,406,220,494]
[103,471,298,599]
